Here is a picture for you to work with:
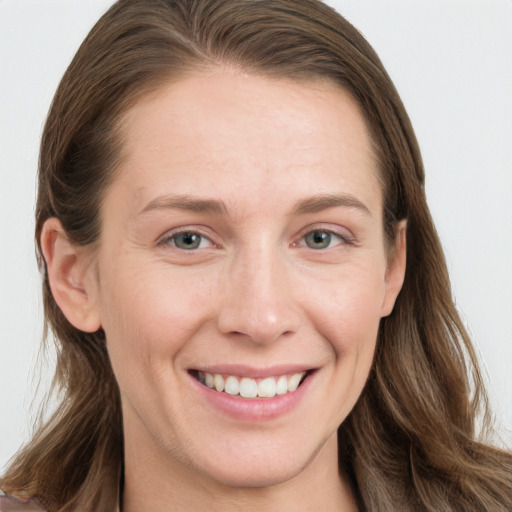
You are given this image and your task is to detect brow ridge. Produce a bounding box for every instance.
[291,193,372,216]
[139,192,371,217]
[140,194,228,215]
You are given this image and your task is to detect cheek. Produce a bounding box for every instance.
[299,262,386,356]
[98,259,217,367]
[287,263,385,427]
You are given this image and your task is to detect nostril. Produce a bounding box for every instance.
[217,310,300,346]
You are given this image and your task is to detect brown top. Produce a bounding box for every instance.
[0,496,46,512]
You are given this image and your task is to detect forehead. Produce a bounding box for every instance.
[111,71,381,219]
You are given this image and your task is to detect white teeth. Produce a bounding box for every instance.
[197,371,307,398]
[213,374,224,392]
[224,376,240,395]
[239,377,258,398]
[276,375,287,395]
[258,377,276,398]
[287,372,303,392]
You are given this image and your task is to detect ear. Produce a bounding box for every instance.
[381,220,407,317]
[40,218,101,333]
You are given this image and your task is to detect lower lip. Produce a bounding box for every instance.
[189,372,314,422]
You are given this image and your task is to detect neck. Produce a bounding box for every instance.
[121,428,358,512]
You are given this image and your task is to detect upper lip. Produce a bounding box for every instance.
[189,364,316,378]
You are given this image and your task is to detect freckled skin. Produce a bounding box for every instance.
[86,71,405,511]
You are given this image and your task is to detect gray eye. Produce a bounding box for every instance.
[304,231,333,249]
[173,232,203,250]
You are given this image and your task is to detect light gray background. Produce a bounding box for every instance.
[1,0,511,471]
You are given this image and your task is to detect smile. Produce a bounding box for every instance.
[190,370,308,398]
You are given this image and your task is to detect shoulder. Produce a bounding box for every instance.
[0,495,46,512]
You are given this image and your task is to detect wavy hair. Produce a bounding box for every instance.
[2,1,511,510]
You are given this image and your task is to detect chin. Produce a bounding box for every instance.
[185,430,334,490]
[201,456,312,489]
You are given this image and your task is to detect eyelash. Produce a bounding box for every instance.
[294,228,354,250]
[158,229,215,251]
[158,227,354,251]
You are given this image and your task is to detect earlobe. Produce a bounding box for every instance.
[381,221,407,317]
[40,218,101,333]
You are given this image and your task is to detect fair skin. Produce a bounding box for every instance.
[41,71,406,511]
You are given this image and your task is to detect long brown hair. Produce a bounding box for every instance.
[2,1,511,510]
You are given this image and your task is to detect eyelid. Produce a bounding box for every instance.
[157,226,218,248]
[300,231,343,249]
[293,224,356,248]
[155,224,355,250]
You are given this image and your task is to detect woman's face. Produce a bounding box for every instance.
[88,71,405,488]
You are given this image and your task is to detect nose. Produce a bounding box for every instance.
[217,246,301,345]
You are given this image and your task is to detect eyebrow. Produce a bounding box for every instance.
[139,192,371,217]
[139,194,228,216]
[291,194,372,217]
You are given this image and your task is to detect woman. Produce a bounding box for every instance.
[1,0,511,510]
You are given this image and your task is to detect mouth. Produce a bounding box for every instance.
[188,369,311,399]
